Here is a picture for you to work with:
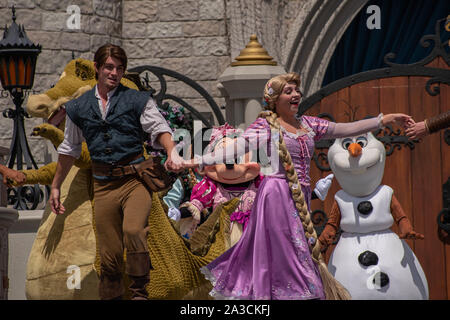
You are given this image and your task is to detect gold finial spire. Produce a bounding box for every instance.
[231,34,277,66]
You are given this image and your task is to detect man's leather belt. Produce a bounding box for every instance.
[91,153,143,177]
[92,164,136,177]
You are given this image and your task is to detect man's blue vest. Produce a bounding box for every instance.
[65,84,151,164]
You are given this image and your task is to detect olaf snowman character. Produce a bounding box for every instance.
[319,132,429,300]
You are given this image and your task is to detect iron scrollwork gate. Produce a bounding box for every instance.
[128,65,225,127]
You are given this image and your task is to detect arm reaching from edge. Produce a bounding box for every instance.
[50,154,76,215]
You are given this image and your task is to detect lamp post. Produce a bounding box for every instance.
[0,6,42,210]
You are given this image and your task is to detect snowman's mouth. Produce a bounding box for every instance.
[366,162,378,170]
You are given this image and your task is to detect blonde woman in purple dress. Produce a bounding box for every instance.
[182,72,412,300]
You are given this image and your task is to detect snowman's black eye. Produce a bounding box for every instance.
[342,138,352,150]
[356,136,368,148]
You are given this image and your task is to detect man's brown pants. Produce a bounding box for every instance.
[93,175,152,300]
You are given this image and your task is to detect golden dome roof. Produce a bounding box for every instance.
[231,34,277,66]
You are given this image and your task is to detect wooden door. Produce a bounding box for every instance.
[303,56,449,299]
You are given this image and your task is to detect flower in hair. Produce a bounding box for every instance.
[267,87,274,95]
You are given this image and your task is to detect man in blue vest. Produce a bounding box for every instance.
[50,44,182,300]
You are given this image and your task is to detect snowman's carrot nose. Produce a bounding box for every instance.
[348,143,362,157]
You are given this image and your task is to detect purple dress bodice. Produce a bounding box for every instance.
[243,116,329,207]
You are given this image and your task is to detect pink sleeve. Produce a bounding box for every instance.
[189,176,217,211]
[323,115,382,139]
[301,116,330,141]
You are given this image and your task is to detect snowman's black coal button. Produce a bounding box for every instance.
[358,201,373,215]
[373,272,389,287]
[358,250,379,266]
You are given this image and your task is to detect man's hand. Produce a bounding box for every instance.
[50,187,65,215]
[164,150,184,172]
[157,132,184,172]
[405,121,428,140]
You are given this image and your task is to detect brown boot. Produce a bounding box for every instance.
[126,251,152,300]
[128,275,150,300]
[99,273,124,300]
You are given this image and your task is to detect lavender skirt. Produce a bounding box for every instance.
[200,176,325,300]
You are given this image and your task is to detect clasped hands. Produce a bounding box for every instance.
[395,115,428,140]
[164,150,197,172]
[382,113,427,140]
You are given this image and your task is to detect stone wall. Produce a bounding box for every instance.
[0,0,123,165]
[0,0,308,167]
[122,0,230,120]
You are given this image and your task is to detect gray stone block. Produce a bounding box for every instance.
[199,0,225,20]
[128,58,163,69]
[146,22,183,39]
[41,11,67,32]
[93,0,121,20]
[6,0,35,9]
[182,20,226,37]
[153,38,193,58]
[60,32,90,52]
[160,0,199,21]
[90,34,112,51]
[36,0,93,14]
[122,22,149,39]
[30,73,60,93]
[122,39,153,59]
[14,9,42,30]
[160,56,218,81]
[0,121,12,139]
[87,15,115,35]
[35,50,73,74]
[193,36,228,56]
[123,1,158,22]
[27,31,61,50]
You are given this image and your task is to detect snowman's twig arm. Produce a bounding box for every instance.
[390,195,408,225]
[391,195,424,240]
[319,200,341,251]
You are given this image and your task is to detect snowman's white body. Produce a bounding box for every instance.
[328,185,429,300]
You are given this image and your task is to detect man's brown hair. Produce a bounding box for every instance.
[93,44,127,79]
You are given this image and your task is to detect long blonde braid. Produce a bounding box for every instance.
[259,104,351,299]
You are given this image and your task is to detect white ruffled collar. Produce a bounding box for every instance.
[280,116,316,139]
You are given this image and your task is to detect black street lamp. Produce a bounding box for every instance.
[0,6,42,209]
